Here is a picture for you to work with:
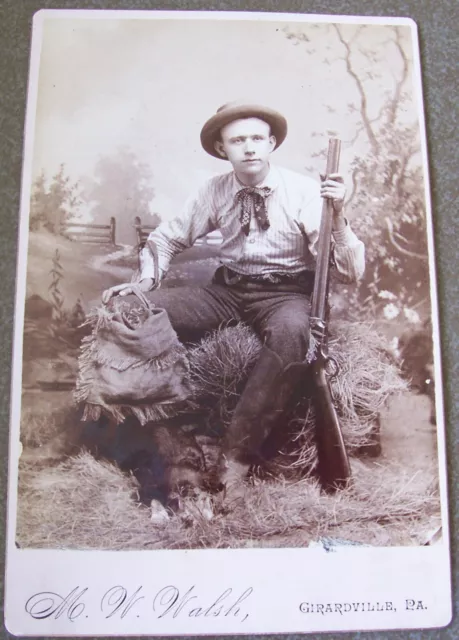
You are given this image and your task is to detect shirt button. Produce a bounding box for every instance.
[248,238,256,244]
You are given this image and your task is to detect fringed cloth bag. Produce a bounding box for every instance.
[75,289,191,425]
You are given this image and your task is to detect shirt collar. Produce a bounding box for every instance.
[232,164,280,194]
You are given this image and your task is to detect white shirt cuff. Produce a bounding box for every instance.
[139,247,156,281]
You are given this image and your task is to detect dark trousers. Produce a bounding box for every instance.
[145,268,313,462]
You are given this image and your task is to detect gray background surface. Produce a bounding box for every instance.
[0,1,457,638]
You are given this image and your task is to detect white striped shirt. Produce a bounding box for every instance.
[140,165,365,284]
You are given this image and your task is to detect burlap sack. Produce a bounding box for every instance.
[75,289,191,425]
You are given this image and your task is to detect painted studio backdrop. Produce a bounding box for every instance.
[17,14,441,550]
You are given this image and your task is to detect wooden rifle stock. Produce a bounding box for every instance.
[310,138,352,491]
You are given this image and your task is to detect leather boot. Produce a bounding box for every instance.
[223,347,285,461]
[220,348,310,500]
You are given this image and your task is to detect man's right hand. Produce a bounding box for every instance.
[102,278,155,305]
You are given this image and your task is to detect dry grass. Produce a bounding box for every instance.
[188,324,262,430]
[17,453,150,550]
[329,322,406,444]
[17,321,434,551]
[187,322,407,474]
[16,453,440,550]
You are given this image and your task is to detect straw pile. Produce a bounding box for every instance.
[187,324,262,432]
[20,321,406,477]
[17,319,423,551]
[17,453,150,550]
[187,321,407,475]
[16,453,440,550]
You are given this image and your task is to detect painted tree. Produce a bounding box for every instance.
[83,147,160,245]
[284,23,429,322]
[29,165,82,234]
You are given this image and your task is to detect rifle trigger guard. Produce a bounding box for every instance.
[324,356,339,379]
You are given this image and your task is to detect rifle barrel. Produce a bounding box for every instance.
[311,138,341,321]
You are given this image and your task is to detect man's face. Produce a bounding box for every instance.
[215,118,276,180]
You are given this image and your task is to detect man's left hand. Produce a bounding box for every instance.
[320,173,346,215]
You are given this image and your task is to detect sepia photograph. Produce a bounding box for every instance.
[9,10,447,559]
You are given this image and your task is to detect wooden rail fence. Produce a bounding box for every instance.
[61,216,222,248]
[61,217,116,245]
[134,216,157,246]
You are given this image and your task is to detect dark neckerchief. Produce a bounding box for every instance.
[234,186,272,235]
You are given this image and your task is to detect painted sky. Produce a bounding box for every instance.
[30,14,420,222]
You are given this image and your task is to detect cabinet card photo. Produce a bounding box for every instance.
[4,9,452,636]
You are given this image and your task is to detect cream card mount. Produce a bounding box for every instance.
[4,9,452,636]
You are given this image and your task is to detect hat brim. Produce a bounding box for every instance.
[200,104,287,159]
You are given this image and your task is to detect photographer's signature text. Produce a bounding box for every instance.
[25,585,253,624]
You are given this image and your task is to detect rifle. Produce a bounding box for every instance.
[309,138,352,491]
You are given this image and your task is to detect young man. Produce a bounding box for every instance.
[103,101,365,503]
